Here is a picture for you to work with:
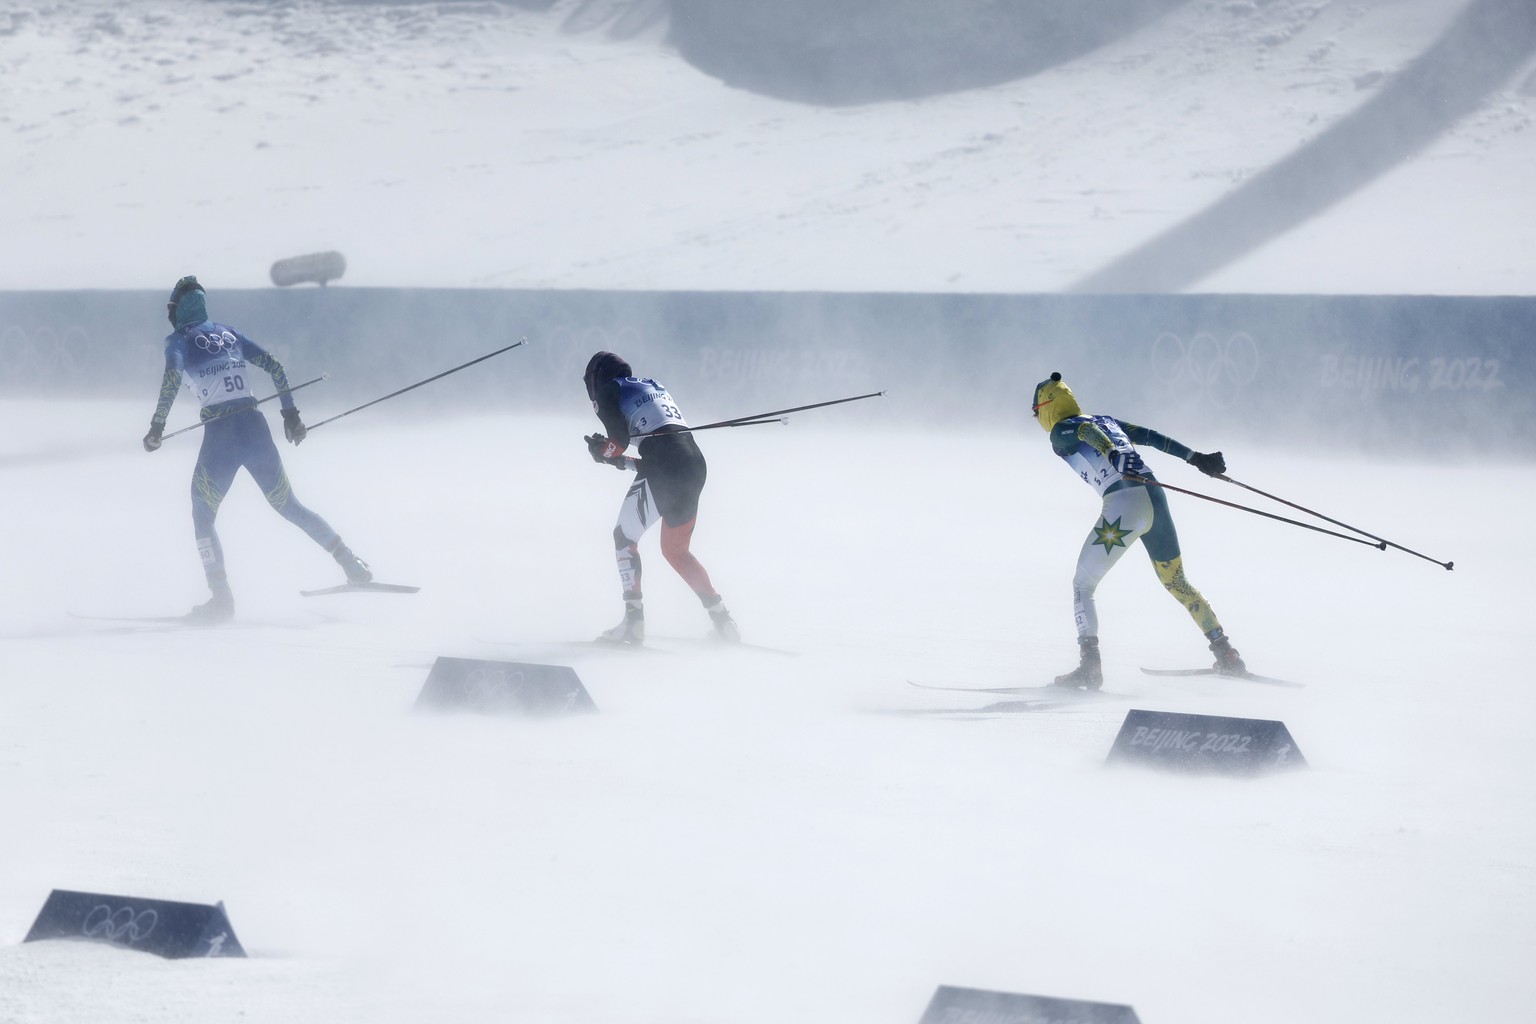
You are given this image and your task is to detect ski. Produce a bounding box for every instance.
[72,611,203,624]
[651,634,799,657]
[907,680,1119,699]
[474,634,789,656]
[909,680,1051,695]
[473,636,661,654]
[70,611,223,628]
[300,582,420,597]
[1140,667,1303,688]
[589,637,654,652]
[67,611,323,631]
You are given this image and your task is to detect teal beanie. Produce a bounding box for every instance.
[167,275,208,328]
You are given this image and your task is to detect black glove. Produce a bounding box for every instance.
[282,407,307,445]
[1188,451,1226,477]
[584,433,629,470]
[142,420,164,453]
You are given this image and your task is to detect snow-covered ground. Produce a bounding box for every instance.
[2,0,1534,295]
[2,2,1535,1022]
[1,398,1531,1024]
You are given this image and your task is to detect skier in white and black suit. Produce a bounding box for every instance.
[1032,371,1246,689]
[583,351,739,645]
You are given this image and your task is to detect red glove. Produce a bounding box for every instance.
[585,434,631,470]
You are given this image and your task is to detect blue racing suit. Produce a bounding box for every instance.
[150,320,340,581]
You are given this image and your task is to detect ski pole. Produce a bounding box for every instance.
[680,416,789,433]
[636,390,885,439]
[1217,474,1453,570]
[1126,474,1388,551]
[307,337,527,432]
[160,374,329,440]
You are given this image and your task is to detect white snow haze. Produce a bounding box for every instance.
[2,2,1534,1024]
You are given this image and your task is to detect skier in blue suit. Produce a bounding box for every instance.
[142,276,371,621]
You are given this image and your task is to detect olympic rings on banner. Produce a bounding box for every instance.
[0,324,87,380]
[1151,332,1260,408]
[82,903,160,943]
[463,666,526,709]
[546,323,646,368]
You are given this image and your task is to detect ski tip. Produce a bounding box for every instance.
[588,637,653,652]
[299,582,421,597]
[1140,666,1303,688]
[71,610,206,625]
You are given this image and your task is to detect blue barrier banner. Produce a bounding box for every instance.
[415,656,597,717]
[1107,709,1308,776]
[3,289,1529,453]
[23,889,246,959]
[918,984,1142,1024]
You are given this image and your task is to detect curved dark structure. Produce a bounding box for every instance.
[669,0,1188,106]
[1070,0,1536,293]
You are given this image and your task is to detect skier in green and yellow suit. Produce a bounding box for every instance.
[1032,371,1246,689]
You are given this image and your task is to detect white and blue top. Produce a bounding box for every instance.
[1049,414,1194,496]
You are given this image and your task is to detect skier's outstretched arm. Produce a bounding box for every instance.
[142,351,182,452]
[1121,421,1225,476]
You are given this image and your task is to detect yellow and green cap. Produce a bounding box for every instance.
[1031,371,1081,431]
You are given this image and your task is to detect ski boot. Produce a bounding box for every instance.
[1209,632,1247,676]
[187,576,235,624]
[330,541,373,585]
[599,598,645,645]
[1054,636,1103,690]
[704,596,740,643]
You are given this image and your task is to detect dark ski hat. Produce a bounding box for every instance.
[166,275,207,328]
[583,351,632,401]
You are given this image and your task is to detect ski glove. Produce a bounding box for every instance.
[585,433,630,470]
[142,420,164,452]
[282,408,307,445]
[1188,451,1226,477]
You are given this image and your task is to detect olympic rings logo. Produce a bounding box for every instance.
[82,903,160,943]
[1151,332,1260,409]
[194,330,237,353]
[546,323,645,379]
[462,666,526,710]
[0,324,86,380]
[452,666,583,714]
